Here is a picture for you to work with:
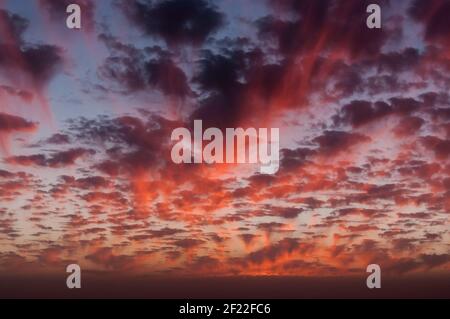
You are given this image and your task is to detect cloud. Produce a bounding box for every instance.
[419,253,450,269]
[85,247,135,270]
[0,85,33,102]
[0,9,28,44]
[173,238,204,249]
[0,9,63,86]
[0,8,64,136]
[313,131,371,155]
[258,0,389,58]
[5,148,95,168]
[0,113,37,133]
[421,136,450,159]
[98,34,192,98]
[409,0,450,46]
[44,133,71,145]
[120,0,224,45]
[333,100,392,127]
[392,116,425,137]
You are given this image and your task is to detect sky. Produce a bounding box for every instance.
[0,0,449,297]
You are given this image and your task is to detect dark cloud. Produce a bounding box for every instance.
[66,115,180,175]
[264,206,303,219]
[0,9,63,87]
[389,97,422,114]
[47,148,95,168]
[190,46,306,128]
[6,148,95,168]
[190,47,263,128]
[59,176,111,190]
[20,45,64,85]
[345,224,378,232]
[392,116,425,137]
[4,154,46,167]
[120,0,224,45]
[258,0,389,58]
[239,233,259,246]
[419,253,450,269]
[409,0,450,46]
[375,48,422,73]
[237,238,313,266]
[85,247,134,270]
[326,48,423,98]
[0,9,28,44]
[279,148,314,173]
[193,49,246,94]
[421,136,450,159]
[45,133,71,145]
[398,212,431,219]
[392,238,418,252]
[0,113,37,133]
[313,131,370,155]
[173,238,204,249]
[94,160,120,176]
[333,95,433,129]
[98,34,191,98]
[81,191,128,206]
[334,100,392,127]
[0,170,15,179]
[145,57,191,97]
[257,222,289,232]
[386,258,421,274]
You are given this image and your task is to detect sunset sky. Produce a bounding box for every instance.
[0,0,449,296]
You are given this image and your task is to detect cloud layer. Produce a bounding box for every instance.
[0,0,448,289]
